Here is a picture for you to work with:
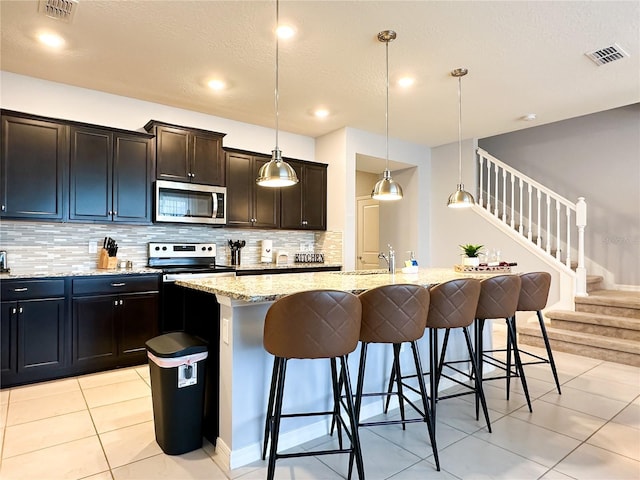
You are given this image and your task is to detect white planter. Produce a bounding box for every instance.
[462,256,480,267]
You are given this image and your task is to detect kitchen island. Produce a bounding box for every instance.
[176,268,495,471]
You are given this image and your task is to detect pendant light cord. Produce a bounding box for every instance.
[457,75,463,185]
[274,0,280,152]
[385,39,390,169]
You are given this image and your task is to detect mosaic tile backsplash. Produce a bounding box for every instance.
[0,221,343,274]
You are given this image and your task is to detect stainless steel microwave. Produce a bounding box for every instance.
[155,180,226,225]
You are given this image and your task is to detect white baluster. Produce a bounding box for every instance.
[546,195,551,254]
[486,161,492,214]
[556,200,561,260]
[502,169,507,223]
[527,184,533,241]
[575,197,588,296]
[494,164,500,217]
[510,175,515,229]
[536,190,542,247]
[519,178,524,235]
[565,207,571,267]
[478,154,484,208]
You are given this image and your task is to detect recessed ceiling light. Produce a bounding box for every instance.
[314,109,330,118]
[276,25,295,39]
[522,113,537,121]
[38,32,65,48]
[398,77,415,88]
[207,79,226,91]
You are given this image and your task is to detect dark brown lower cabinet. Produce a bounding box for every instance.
[72,275,160,372]
[0,279,66,386]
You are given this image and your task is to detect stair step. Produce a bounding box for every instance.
[519,326,640,367]
[575,290,640,319]
[586,275,603,292]
[536,310,640,340]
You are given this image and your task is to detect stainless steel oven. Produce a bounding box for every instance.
[155,180,226,225]
[148,242,235,332]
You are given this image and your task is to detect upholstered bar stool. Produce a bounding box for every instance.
[475,274,532,412]
[427,278,492,433]
[355,284,440,471]
[262,290,365,480]
[511,271,561,394]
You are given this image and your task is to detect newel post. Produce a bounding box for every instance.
[575,197,588,297]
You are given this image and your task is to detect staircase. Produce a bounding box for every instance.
[519,279,640,367]
[475,148,640,367]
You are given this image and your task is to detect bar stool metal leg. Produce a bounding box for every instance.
[536,310,562,394]
[266,357,287,480]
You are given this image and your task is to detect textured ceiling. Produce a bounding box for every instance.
[1,0,638,149]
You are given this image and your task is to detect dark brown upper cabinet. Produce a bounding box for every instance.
[0,111,68,220]
[226,150,280,229]
[279,159,327,230]
[69,125,153,224]
[145,121,226,186]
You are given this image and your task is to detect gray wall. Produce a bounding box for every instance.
[479,103,640,286]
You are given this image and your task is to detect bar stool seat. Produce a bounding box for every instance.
[355,284,440,471]
[262,290,365,480]
[511,271,561,394]
[475,274,532,412]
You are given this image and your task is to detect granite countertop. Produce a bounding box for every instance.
[175,267,496,303]
[0,267,160,280]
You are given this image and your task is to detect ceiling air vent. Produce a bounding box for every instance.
[585,43,630,66]
[38,0,79,23]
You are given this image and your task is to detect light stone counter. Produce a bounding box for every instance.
[175,267,496,472]
[0,266,159,280]
[175,267,486,303]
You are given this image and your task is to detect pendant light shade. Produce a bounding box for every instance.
[256,0,298,188]
[371,30,403,201]
[256,148,298,187]
[447,67,475,208]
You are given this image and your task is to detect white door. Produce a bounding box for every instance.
[356,196,380,270]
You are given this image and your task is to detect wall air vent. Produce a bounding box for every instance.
[585,43,630,66]
[38,0,79,23]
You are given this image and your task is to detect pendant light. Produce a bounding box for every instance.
[447,67,475,208]
[371,30,403,201]
[256,0,299,188]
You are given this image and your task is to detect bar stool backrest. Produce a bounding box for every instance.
[359,284,429,343]
[517,272,551,311]
[476,275,522,320]
[427,278,481,329]
[263,290,362,359]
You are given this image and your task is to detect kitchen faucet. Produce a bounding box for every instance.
[378,244,396,273]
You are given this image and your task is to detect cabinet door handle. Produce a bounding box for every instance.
[13,287,28,292]
[110,282,126,287]
[11,307,17,314]
[119,299,124,305]
[113,211,117,215]
[114,300,119,306]
[1,205,5,211]
[19,307,23,314]
[108,210,113,216]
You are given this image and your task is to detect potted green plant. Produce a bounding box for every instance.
[459,244,484,267]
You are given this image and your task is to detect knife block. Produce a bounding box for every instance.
[98,249,117,270]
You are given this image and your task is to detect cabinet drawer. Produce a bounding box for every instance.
[72,275,159,296]
[1,279,65,300]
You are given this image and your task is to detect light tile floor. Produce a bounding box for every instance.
[1,326,639,480]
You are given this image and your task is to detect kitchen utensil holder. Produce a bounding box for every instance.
[98,249,118,269]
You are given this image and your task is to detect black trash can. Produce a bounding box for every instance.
[146,332,208,455]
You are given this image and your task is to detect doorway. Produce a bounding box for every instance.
[356,196,380,270]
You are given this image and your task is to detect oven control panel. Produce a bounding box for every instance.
[148,243,217,259]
